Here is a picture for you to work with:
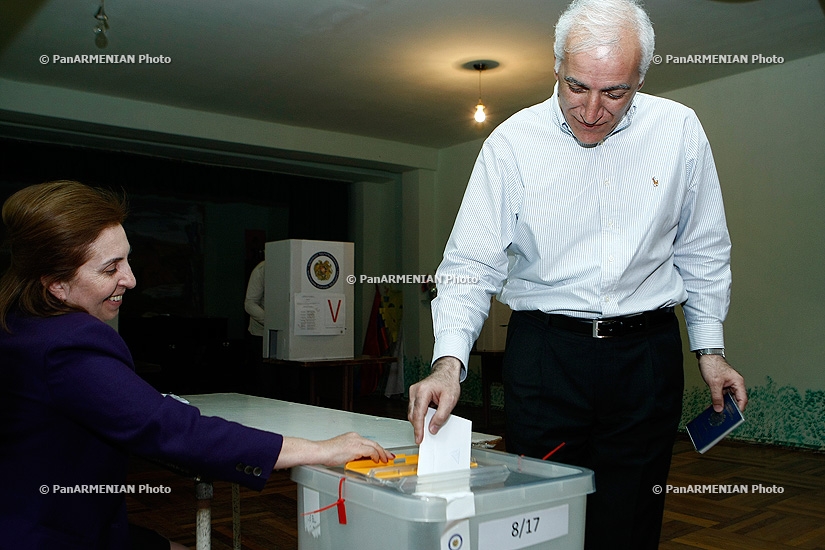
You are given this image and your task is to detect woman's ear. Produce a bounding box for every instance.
[44,278,68,301]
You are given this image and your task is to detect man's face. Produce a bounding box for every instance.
[555,33,644,145]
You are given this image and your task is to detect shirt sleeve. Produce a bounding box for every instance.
[46,318,282,490]
[673,115,732,351]
[432,138,520,376]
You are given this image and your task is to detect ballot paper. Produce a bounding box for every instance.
[417,407,472,476]
[415,407,475,520]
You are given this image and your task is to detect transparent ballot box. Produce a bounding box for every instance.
[291,445,594,550]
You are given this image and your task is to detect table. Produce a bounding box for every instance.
[262,355,397,411]
[181,393,501,549]
[185,392,499,447]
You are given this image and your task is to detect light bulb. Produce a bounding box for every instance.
[95,32,108,49]
[474,103,486,123]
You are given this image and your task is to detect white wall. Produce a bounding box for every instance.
[435,139,486,252]
[350,178,402,352]
[663,53,825,448]
[663,53,825,390]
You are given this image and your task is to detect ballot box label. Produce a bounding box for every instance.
[293,293,346,335]
[302,487,322,538]
[478,503,568,550]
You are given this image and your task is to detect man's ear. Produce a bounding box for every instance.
[44,278,68,301]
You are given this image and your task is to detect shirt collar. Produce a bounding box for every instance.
[550,81,638,147]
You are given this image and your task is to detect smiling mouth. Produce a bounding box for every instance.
[109,295,123,302]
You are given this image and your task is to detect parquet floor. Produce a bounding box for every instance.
[661,438,825,549]
[126,396,825,549]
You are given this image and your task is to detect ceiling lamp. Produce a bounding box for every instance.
[94,1,109,49]
[463,60,499,124]
[474,63,488,123]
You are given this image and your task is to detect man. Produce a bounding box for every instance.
[244,259,269,395]
[408,0,747,547]
[245,259,266,339]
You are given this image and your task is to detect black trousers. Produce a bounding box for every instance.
[502,310,684,550]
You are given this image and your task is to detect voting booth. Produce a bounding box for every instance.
[292,446,594,550]
[264,239,354,360]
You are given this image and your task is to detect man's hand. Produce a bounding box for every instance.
[698,354,747,412]
[407,356,463,444]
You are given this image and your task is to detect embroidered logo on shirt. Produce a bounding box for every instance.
[652,177,659,187]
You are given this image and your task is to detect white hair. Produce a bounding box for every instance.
[554,0,655,80]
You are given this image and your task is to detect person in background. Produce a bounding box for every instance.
[0,180,391,550]
[244,259,266,340]
[243,258,271,396]
[408,0,747,548]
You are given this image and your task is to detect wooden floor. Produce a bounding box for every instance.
[126,395,825,549]
[661,438,825,549]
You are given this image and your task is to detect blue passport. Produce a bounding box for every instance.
[686,392,745,454]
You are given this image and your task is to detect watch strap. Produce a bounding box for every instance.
[695,347,725,359]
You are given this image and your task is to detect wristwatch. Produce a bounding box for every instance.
[695,348,725,359]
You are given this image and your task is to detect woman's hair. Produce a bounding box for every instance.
[554,0,655,80]
[0,180,127,331]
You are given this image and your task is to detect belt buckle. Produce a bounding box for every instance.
[592,319,610,339]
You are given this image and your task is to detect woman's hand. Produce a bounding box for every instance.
[274,433,393,469]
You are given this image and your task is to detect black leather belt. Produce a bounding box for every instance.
[525,307,675,338]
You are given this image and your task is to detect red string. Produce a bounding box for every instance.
[542,442,566,460]
[301,477,347,525]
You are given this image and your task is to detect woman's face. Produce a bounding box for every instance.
[48,224,136,322]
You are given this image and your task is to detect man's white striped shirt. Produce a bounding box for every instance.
[432,88,731,372]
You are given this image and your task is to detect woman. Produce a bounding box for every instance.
[0,181,391,549]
